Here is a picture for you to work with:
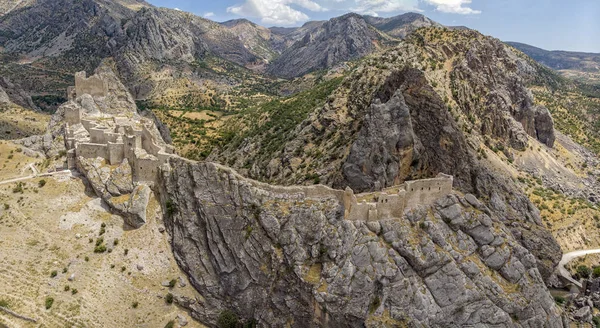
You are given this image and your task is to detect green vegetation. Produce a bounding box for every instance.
[164,321,175,328]
[594,266,600,278]
[165,199,177,216]
[45,297,54,309]
[0,299,9,308]
[554,296,565,305]
[577,265,591,278]
[168,279,177,288]
[132,301,139,309]
[12,182,24,194]
[223,77,343,161]
[369,296,381,314]
[38,179,46,188]
[50,270,57,278]
[217,310,239,328]
[165,293,174,304]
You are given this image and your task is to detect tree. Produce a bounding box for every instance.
[577,265,592,279]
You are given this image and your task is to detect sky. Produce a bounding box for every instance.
[146,0,600,53]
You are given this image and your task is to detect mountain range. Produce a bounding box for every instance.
[1,0,600,327]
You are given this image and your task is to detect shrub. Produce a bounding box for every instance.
[165,321,175,328]
[94,244,107,253]
[554,295,565,305]
[71,289,78,295]
[113,239,119,246]
[217,310,239,328]
[12,182,23,193]
[132,301,139,309]
[593,266,600,278]
[369,296,381,314]
[85,256,89,262]
[50,270,57,278]
[4,203,9,210]
[0,299,9,308]
[165,199,177,216]
[45,297,54,309]
[165,293,174,304]
[62,267,68,273]
[38,179,46,188]
[593,316,600,328]
[577,265,592,278]
[168,279,177,288]
[64,285,70,292]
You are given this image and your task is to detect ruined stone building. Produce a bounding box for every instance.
[62,68,454,226]
[64,71,175,184]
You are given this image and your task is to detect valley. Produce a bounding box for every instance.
[0,0,600,327]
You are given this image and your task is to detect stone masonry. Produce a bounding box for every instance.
[63,69,453,227]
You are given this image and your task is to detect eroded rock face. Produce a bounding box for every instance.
[77,157,149,228]
[451,37,556,149]
[158,158,564,328]
[0,77,38,110]
[342,90,416,191]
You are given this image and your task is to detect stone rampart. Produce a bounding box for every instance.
[404,174,453,209]
[75,72,107,98]
[76,143,108,160]
[209,162,453,222]
[108,142,125,165]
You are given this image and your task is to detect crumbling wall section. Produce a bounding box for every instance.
[76,143,108,160]
[75,72,108,98]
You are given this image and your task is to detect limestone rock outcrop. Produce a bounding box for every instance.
[158,157,564,327]
[266,13,394,79]
[77,157,149,228]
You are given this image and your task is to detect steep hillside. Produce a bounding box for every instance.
[364,12,441,38]
[266,13,397,78]
[507,42,600,84]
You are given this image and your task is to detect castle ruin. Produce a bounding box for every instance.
[64,76,175,184]
[63,69,454,225]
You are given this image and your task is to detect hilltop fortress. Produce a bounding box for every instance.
[61,66,454,227]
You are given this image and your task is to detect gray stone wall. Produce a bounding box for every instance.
[75,72,107,98]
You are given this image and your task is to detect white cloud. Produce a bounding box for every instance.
[226,0,478,26]
[421,0,481,14]
[204,12,215,18]
[227,0,326,25]
[351,0,419,15]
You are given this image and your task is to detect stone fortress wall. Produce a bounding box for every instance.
[74,71,108,98]
[64,77,175,184]
[63,69,454,222]
[208,162,453,222]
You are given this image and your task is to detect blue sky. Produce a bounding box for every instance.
[147,0,600,52]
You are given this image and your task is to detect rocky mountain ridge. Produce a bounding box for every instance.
[0,3,441,107]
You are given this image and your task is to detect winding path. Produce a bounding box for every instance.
[0,163,71,186]
[557,249,600,288]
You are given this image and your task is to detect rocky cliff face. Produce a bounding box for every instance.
[212,29,562,281]
[364,13,441,39]
[267,13,395,79]
[0,77,37,109]
[158,158,565,327]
